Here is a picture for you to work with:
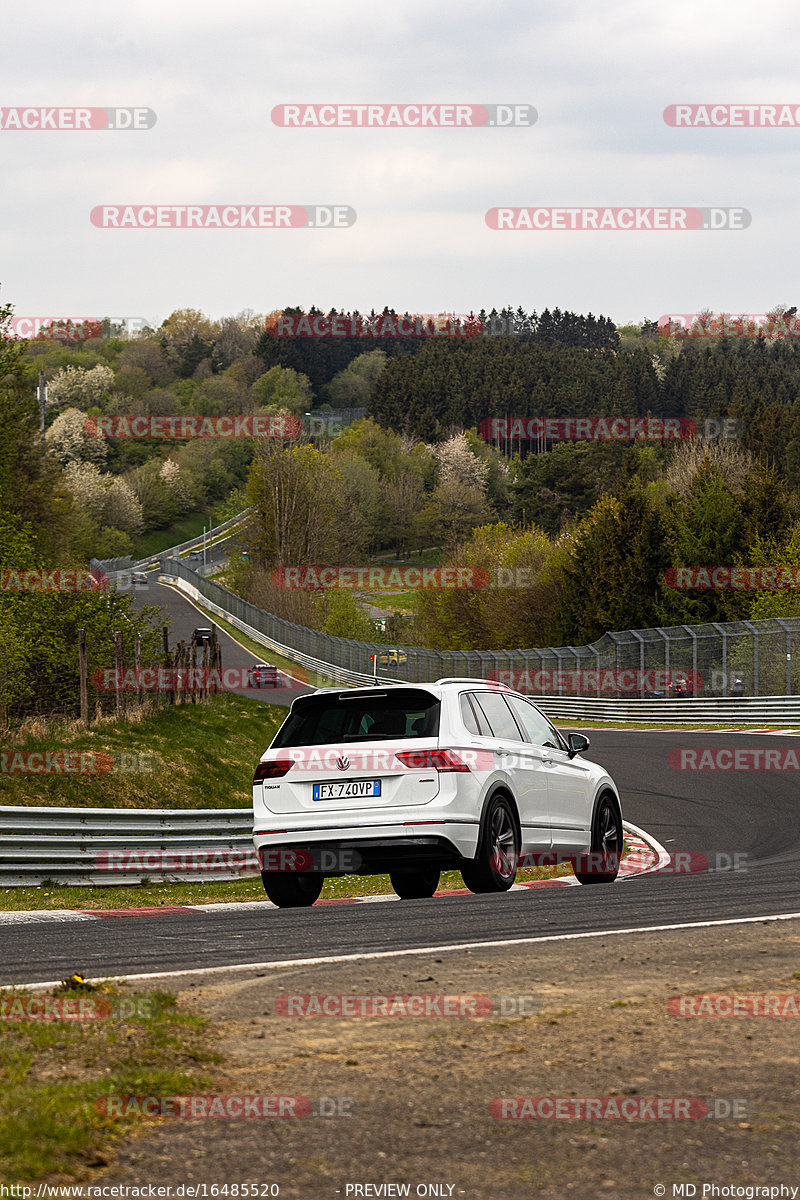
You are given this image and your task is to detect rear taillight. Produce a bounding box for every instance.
[395,749,471,772]
[253,759,294,783]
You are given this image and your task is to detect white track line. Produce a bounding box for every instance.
[9,912,800,991]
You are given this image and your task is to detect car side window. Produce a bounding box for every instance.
[506,696,562,749]
[460,694,480,735]
[460,693,494,736]
[471,692,525,741]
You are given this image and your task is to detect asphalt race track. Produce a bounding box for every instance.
[2,726,799,985]
[131,573,312,706]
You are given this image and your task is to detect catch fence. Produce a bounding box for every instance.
[160,561,800,699]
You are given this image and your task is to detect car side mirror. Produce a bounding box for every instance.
[567,732,590,759]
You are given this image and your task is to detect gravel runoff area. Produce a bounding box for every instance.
[69,916,800,1200]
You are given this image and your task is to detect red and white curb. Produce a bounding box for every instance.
[0,822,668,926]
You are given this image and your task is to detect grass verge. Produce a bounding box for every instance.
[0,853,612,911]
[0,693,283,808]
[0,979,218,1182]
[131,512,211,561]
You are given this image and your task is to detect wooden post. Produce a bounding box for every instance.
[201,640,209,701]
[134,636,143,708]
[113,630,124,719]
[78,628,89,726]
[162,626,173,706]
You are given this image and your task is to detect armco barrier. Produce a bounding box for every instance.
[536,696,800,724]
[95,508,254,579]
[0,806,256,886]
[0,805,648,888]
[163,572,396,689]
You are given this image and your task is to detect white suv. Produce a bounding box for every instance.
[252,679,623,907]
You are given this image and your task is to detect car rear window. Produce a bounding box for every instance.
[272,690,440,747]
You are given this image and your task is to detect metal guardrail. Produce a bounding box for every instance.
[0,806,257,886]
[167,573,397,689]
[537,696,800,725]
[95,509,254,578]
[0,804,653,889]
[152,508,254,568]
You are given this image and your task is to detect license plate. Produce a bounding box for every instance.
[313,779,382,800]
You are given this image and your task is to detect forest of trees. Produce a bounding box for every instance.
[5,291,800,721]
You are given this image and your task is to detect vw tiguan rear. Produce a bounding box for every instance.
[252,680,623,907]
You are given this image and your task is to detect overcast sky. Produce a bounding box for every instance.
[2,0,800,331]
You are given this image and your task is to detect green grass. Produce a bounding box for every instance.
[0,982,218,1181]
[131,511,211,561]
[0,853,602,912]
[362,590,418,615]
[1,693,283,809]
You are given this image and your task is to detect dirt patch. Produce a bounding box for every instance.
[90,919,800,1199]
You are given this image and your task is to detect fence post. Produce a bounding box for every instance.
[113,631,124,718]
[775,618,791,696]
[681,626,698,694]
[631,630,645,697]
[78,629,89,726]
[134,636,143,708]
[162,626,172,706]
[742,621,759,697]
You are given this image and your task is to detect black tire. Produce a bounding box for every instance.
[461,794,519,893]
[573,795,622,884]
[260,871,324,907]
[389,868,441,899]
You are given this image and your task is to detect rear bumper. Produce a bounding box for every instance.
[253,821,480,873]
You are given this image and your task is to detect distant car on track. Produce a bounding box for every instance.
[249,662,279,688]
[191,627,214,648]
[252,678,623,908]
